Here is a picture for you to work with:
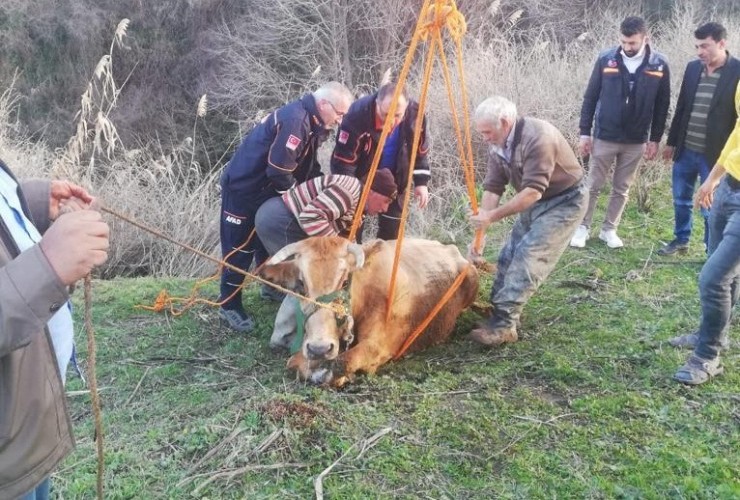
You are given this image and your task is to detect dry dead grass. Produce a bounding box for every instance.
[1,3,738,277]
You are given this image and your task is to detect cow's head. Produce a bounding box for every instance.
[260,237,365,361]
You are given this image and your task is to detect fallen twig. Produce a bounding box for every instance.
[124,366,151,406]
[558,279,602,291]
[66,388,109,397]
[400,390,479,398]
[179,427,248,484]
[356,427,393,461]
[224,428,284,466]
[315,427,394,499]
[192,463,308,496]
[490,413,577,459]
[315,444,358,500]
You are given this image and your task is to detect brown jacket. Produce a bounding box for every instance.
[0,163,75,498]
[483,117,583,199]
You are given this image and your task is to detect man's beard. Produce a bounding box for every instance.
[623,43,644,58]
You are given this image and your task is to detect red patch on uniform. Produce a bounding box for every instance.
[338,129,349,144]
[608,59,617,67]
[286,135,302,151]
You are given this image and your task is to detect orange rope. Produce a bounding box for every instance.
[135,229,257,316]
[451,29,485,253]
[348,0,434,241]
[384,35,438,321]
[100,204,347,317]
[384,0,475,321]
[393,264,470,359]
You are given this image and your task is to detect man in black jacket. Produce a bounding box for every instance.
[218,82,353,332]
[659,22,740,256]
[570,16,670,250]
[331,82,431,240]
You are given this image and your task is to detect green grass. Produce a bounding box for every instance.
[59,179,739,499]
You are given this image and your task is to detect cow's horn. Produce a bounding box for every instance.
[347,242,365,269]
[269,241,303,264]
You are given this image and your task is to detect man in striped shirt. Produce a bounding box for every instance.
[660,22,740,256]
[255,169,397,257]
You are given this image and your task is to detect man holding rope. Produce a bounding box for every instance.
[0,159,109,499]
[468,96,587,346]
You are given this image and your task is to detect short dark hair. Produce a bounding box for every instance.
[694,22,727,42]
[620,16,647,37]
[377,82,408,103]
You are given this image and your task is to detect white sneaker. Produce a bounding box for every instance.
[599,229,624,249]
[569,225,590,248]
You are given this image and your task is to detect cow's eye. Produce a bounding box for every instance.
[341,279,350,289]
[294,279,305,294]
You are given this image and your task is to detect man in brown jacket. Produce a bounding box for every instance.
[468,96,587,346]
[0,159,109,498]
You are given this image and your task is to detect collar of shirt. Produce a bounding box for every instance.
[622,49,646,74]
[0,168,42,250]
[492,124,516,163]
[300,94,326,134]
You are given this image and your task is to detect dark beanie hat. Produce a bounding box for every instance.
[370,168,398,199]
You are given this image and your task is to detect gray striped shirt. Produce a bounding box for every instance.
[685,67,723,153]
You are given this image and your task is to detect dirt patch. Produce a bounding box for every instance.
[260,400,324,427]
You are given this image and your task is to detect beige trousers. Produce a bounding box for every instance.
[581,138,645,231]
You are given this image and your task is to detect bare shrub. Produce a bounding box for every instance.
[94,147,222,278]
[633,160,668,213]
[2,0,740,278]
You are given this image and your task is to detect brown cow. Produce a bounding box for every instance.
[259,236,479,387]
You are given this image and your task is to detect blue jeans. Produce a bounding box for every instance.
[18,477,50,500]
[695,177,740,360]
[489,183,588,328]
[672,149,710,247]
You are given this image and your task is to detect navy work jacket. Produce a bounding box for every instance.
[579,45,670,144]
[330,93,431,191]
[222,94,329,195]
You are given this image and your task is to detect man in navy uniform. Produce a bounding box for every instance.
[218,81,354,332]
[331,82,431,240]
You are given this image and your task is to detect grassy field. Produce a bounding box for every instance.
[59,177,739,499]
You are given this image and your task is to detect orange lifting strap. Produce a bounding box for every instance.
[343,0,483,357]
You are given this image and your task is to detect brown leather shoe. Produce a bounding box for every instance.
[469,325,518,346]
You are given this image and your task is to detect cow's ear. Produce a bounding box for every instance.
[361,240,385,264]
[259,262,300,290]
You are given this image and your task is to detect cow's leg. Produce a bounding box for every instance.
[270,296,298,350]
[330,340,396,387]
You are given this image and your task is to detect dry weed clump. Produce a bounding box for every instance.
[0,83,57,175]
[260,400,324,427]
[53,19,224,278]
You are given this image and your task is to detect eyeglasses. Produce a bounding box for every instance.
[325,100,346,118]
